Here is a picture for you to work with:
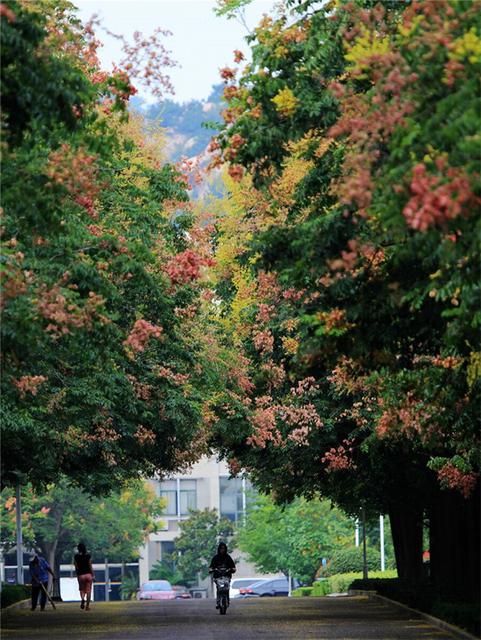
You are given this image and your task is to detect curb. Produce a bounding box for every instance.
[348,590,479,640]
[1,598,31,614]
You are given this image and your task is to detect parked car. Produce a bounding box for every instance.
[230,577,269,599]
[137,580,176,600]
[172,585,191,599]
[240,577,299,597]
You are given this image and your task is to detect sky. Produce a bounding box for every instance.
[75,0,275,104]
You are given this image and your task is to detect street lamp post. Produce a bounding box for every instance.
[380,515,385,572]
[15,484,24,585]
[362,506,368,580]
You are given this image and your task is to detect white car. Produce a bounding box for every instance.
[230,577,269,599]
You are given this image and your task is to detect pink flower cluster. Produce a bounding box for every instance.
[246,402,282,449]
[12,375,47,398]
[256,303,276,324]
[328,357,366,394]
[228,457,242,475]
[288,426,311,446]
[134,424,156,446]
[156,366,190,386]
[37,286,106,335]
[257,271,281,302]
[246,395,323,449]
[318,308,348,332]
[0,3,16,22]
[127,374,152,401]
[261,361,286,390]
[85,417,120,444]
[123,319,163,353]
[321,439,356,473]
[165,250,214,286]
[279,403,323,429]
[228,355,255,394]
[437,462,478,499]
[253,329,274,355]
[403,162,475,231]
[46,144,101,219]
[376,393,432,441]
[220,66,237,81]
[282,288,305,302]
[290,377,319,397]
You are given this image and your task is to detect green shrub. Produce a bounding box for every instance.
[291,587,313,597]
[310,570,398,597]
[311,580,330,596]
[1,584,30,608]
[149,560,184,585]
[320,546,381,577]
[120,572,139,601]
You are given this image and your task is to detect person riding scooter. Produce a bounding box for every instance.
[209,542,236,609]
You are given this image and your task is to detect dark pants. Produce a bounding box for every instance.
[31,581,48,610]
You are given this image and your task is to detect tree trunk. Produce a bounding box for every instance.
[388,504,424,581]
[429,482,480,600]
[43,542,63,601]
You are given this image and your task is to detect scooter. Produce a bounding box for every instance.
[211,566,232,615]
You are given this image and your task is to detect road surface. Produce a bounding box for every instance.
[2,595,458,639]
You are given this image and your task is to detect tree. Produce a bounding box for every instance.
[1,0,220,493]
[207,0,480,601]
[236,494,353,583]
[172,509,235,586]
[149,560,184,585]
[1,478,163,596]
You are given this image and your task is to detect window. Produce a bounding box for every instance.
[159,480,177,515]
[159,479,197,516]
[161,541,175,559]
[179,479,197,515]
[220,477,253,522]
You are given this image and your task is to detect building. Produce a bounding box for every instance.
[139,456,273,590]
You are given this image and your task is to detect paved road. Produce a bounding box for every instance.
[2,596,457,639]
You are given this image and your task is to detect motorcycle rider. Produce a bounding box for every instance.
[209,542,236,609]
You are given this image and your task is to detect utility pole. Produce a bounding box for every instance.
[380,514,385,572]
[241,477,247,525]
[105,558,110,602]
[362,506,368,580]
[15,484,24,585]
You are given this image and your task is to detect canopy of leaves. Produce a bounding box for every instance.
[1,0,224,493]
[1,478,163,562]
[236,494,353,583]
[207,0,480,518]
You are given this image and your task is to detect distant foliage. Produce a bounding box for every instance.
[320,547,381,577]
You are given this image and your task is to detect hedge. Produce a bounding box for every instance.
[1,584,30,609]
[291,586,314,597]
[291,570,398,599]
[320,546,386,577]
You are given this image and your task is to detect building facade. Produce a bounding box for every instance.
[139,456,269,588]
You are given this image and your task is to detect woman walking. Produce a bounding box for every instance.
[74,543,95,610]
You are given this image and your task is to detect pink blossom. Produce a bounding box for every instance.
[322,439,356,473]
[165,250,215,286]
[12,375,47,398]
[123,319,163,354]
[437,463,478,499]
